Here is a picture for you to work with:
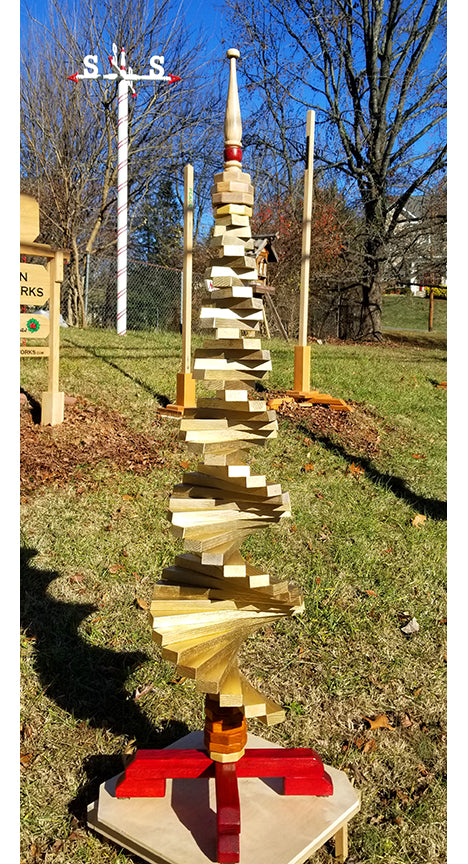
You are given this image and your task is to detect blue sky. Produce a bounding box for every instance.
[20,0,230,61]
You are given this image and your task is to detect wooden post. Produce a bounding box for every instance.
[161,165,196,416]
[41,250,65,425]
[284,121,352,412]
[334,823,349,862]
[294,110,315,393]
[175,163,196,408]
[428,287,434,331]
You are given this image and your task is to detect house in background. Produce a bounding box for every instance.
[386,193,447,295]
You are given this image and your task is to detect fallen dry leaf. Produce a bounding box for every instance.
[133,683,154,700]
[346,462,365,476]
[411,513,427,527]
[108,564,123,574]
[400,714,414,728]
[180,460,190,469]
[20,753,34,767]
[303,462,314,472]
[122,493,134,500]
[20,722,33,740]
[363,714,394,731]
[134,597,149,610]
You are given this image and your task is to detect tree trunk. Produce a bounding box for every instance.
[353,212,385,340]
[356,277,383,340]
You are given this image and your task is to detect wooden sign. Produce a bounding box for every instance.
[20,194,40,243]
[20,313,50,339]
[20,263,50,305]
[20,346,50,357]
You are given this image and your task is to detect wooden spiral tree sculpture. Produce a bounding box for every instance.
[113,50,337,864]
[149,48,303,762]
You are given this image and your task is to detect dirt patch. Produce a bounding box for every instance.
[267,393,382,457]
[20,392,382,502]
[20,396,172,500]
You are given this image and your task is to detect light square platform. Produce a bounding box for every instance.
[87,731,360,864]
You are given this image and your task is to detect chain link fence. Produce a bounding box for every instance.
[64,255,442,339]
[84,256,183,331]
[78,259,373,340]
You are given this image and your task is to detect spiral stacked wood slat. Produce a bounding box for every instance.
[149,49,304,763]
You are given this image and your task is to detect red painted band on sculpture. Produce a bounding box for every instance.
[224,146,242,163]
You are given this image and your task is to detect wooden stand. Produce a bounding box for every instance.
[91,50,359,864]
[88,731,360,864]
[158,165,197,418]
[288,115,351,414]
[114,702,334,863]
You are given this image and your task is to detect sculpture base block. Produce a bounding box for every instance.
[157,373,197,418]
[285,390,353,413]
[87,731,360,864]
[40,391,65,426]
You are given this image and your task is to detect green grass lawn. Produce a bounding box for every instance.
[20,328,447,864]
[382,294,447,333]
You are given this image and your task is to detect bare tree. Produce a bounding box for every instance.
[21,0,224,325]
[225,0,446,338]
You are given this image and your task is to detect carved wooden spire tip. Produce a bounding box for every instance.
[224,48,242,168]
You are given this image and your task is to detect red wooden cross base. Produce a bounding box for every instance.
[115,747,333,864]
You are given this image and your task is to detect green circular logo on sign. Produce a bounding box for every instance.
[26,317,40,333]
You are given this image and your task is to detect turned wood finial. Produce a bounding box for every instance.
[224,48,242,168]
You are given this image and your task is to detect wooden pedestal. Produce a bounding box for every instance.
[40,390,65,426]
[293,345,311,393]
[288,346,352,412]
[87,732,360,864]
[158,372,196,418]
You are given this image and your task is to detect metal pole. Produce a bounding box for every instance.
[84,252,90,320]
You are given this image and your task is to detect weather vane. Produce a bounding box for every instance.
[68,44,181,335]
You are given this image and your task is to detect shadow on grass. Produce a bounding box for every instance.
[382,329,447,351]
[63,334,173,405]
[295,422,447,521]
[20,388,42,424]
[20,545,190,823]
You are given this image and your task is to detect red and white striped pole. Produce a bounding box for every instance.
[117,47,129,335]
